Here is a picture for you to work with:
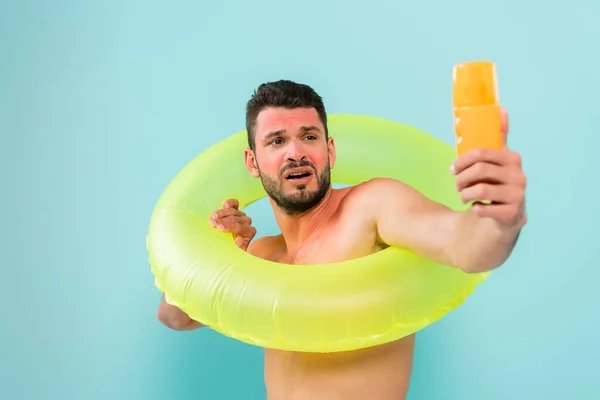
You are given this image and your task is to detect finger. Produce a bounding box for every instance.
[234,236,248,249]
[460,183,521,205]
[500,107,509,147]
[455,162,510,192]
[215,214,252,226]
[211,208,246,220]
[212,217,253,234]
[223,199,239,209]
[212,221,242,233]
[451,148,511,175]
[471,203,522,225]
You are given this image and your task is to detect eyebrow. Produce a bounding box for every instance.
[263,126,321,141]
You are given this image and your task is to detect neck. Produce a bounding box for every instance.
[270,187,336,253]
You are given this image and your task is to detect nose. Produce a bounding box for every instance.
[285,139,306,162]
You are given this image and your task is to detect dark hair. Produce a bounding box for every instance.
[245,80,328,150]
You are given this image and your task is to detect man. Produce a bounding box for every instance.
[157,80,527,399]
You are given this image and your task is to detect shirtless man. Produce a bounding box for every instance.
[157,80,527,399]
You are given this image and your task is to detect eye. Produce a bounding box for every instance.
[269,138,284,146]
[304,135,317,141]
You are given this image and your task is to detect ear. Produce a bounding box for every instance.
[244,148,260,178]
[327,136,336,169]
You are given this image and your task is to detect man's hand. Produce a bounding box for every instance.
[450,107,527,230]
[157,199,256,331]
[209,199,257,251]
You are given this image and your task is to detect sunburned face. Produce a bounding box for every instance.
[245,107,336,215]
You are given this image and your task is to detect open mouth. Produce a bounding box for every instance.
[286,171,312,180]
[284,167,314,181]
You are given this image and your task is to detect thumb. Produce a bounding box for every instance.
[234,236,248,250]
[500,107,509,148]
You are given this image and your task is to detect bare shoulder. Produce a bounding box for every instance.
[341,177,427,211]
[246,235,284,261]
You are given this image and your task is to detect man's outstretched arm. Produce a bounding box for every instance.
[368,110,527,273]
[373,178,526,272]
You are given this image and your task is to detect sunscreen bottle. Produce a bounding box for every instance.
[452,61,503,156]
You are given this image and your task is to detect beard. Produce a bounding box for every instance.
[258,159,331,216]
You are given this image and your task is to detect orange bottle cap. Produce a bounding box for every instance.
[453,61,499,107]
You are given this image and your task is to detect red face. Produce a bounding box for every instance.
[244,107,336,214]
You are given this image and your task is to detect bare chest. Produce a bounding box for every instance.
[276,220,381,265]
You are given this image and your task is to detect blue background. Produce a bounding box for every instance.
[2,1,598,399]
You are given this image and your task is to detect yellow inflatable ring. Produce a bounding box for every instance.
[147,114,489,352]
